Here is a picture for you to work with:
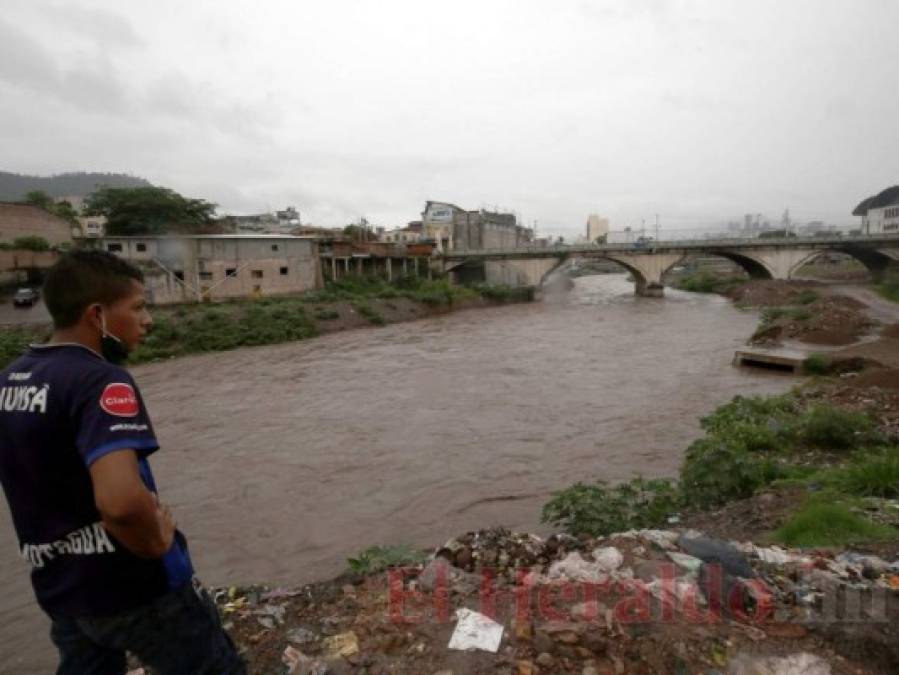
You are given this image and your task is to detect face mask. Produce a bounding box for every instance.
[98,312,130,365]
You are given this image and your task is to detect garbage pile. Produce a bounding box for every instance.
[210,527,899,674]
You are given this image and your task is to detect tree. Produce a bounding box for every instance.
[24,190,79,226]
[84,187,217,236]
[13,236,50,251]
[342,223,377,242]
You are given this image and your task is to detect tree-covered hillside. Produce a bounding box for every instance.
[0,171,152,201]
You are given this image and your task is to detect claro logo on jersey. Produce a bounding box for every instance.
[99,382,139,417]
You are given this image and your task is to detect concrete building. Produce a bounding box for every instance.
[0,203,75,247]
[381,227,423,244]
[420,200,533,252]
[854,186,899,234]
[585,214,609,243]
[98,234,321,305]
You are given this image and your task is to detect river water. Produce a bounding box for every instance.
[0,274,794,673]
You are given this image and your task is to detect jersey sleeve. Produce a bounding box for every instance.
[72,369,160,467]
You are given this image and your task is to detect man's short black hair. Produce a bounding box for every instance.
[43,249,144,329]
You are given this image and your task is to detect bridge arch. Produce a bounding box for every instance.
[787,246,898,280]
[707,251,775,279]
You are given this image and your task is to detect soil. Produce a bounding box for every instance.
[215,527,899,675]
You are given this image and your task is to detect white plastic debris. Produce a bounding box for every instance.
[667,551,703,577]
[616,529,680,550]
[727,651,831,675]
[547,552,608,583]
[447,608,504,653]
[752,545,809,565]
[282,646,328,675]
[592,546,624,572]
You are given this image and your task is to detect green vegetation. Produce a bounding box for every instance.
[352,302,385,325]
[774,500,896,547]
[672,270,744,294]
[84,186,218,236]
[11,235,51,252]
[313,308,339,321]
[802,353,832,375]
[0,327,47,367]
[541,477,678,537]
[24,190,79,226]
[346,545,426,574]
[795,289,819,305]
[875,274,899,303]
[131,298,318,362]
[543,392,897,544]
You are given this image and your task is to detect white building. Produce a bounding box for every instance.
[853,186,899,234]
[586,214,610,242]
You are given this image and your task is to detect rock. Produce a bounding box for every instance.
[516,660,537,675]
[287,627,317,645]
[534,630,554,655]
[536,652,555,667]
[321,631,359,659]
[513,619,534,641]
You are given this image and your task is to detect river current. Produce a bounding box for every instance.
[0,274,793,672]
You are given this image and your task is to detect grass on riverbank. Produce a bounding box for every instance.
[876,274,899,303]
[670,269,746,294]
[542,392,899,546]
[0,276,532,368]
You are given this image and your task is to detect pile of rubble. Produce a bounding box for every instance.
[213,527,899,674]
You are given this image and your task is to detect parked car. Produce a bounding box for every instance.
[12,288,39,307]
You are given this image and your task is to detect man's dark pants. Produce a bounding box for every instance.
[49,581,246,674]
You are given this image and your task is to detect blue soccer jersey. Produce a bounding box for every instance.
[0,344,193,617]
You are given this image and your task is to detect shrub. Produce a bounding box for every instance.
[314,308,339,321]
[775,500,896,547]
[541,477,679,537]
[835,448,899,498]
[802,353,832,375]
[796,404,878,450]
[352,302,385,325]
[0,327,46,368]
[678,436,780,508]
[347,545,426,574]
[795,290,819,305]
[12,236,50,251]
[760,307,786,324]
[788,308,812,322]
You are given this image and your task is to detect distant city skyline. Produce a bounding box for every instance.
[2,1,897,240]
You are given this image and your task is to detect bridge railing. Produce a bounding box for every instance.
[443,232,899,257]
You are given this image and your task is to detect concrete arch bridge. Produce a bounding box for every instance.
[441,235,899,297]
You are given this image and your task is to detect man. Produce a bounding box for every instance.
[0,250,245,674]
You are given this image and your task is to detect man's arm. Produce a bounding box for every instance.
[88,449,175,559]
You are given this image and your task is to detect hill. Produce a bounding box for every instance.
[0,171,153,201]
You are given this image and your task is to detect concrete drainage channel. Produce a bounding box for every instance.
[733,348,806,373]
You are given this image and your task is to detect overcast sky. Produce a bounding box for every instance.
[2,0,897,237]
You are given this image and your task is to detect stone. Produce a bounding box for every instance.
[536,653,554,667]
[513,619,534,642]
[516,660,537,675]
[534,630,554,655]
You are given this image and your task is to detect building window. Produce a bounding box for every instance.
[252,270,263,279]
[136,243,147,252]
[199,271,213,281]
[279,266,289,275]
[225,267,237,277]
[174,271,185,281]
[107,243,122,252]
[271,244,279,251]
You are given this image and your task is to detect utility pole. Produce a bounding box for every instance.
[655,213,660,241]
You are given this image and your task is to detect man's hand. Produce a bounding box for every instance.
[89,450,174,558]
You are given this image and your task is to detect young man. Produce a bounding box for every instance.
[0,250,245,674]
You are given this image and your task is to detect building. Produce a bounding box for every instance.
[0,203,75,247]
[97,234,321,305]
[853,186,899,234]
[380,226,423,244]
[420,200,533,252]
[585,214,609,243]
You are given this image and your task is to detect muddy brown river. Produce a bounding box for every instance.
[0,275,794,673]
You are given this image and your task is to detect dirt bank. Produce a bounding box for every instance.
[211,527,898,675]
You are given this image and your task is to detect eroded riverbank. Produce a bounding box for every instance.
[0,275,793,673]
